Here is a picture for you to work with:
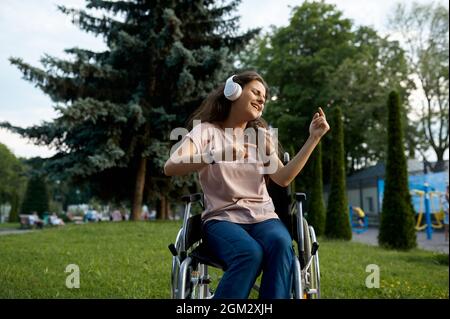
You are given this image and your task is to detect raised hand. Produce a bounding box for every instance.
[309,107,330,140]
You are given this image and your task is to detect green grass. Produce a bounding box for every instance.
[0,223,20,229]
[0,222,448,298]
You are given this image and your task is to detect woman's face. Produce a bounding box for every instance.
[232,80,266,122]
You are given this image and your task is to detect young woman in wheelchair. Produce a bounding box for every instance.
[164,70,329,299]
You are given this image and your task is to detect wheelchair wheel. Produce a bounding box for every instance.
[292,255,302,299]
[171,256,180,298]
[302,218,312,263]
[177,257,196,299]
[308,226,321,299]
[302,219,320,299]
[302,218,312,299]
[177,258,212,299]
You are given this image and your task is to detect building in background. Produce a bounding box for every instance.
[324,160,449,226]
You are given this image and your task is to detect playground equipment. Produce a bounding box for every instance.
[410,183,445,240]
[379,172,448,241]
[349,206,369,234]
[411,189,444,231]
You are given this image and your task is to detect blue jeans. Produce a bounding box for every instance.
[202,218,294,299]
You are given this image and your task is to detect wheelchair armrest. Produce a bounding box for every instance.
[294,192,306,202]
[181,193,203,203]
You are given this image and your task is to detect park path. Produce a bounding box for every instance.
[0,229,35,236]
[1,225,448,254]
[351,228,449,254]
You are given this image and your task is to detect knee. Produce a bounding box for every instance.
[269,233,293,253]
[237,243,264,265]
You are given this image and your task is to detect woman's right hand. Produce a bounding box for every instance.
[213,143,254,162]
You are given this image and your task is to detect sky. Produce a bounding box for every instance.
[0,0,447,160]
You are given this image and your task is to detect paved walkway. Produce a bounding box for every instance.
[1,226,448,254]
[0,229,35,236]
[352,227,449,254]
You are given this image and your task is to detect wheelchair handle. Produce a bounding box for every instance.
[295,192,306,203]
[283,152,290,164]
[181,193,203,203]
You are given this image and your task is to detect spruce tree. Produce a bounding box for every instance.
[1,0,257,219]
[307,143,326,236]
[325,106,351,240]
[21,175,50,217]
[378,91,416,250]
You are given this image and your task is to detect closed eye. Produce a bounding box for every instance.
[252,89,266,102]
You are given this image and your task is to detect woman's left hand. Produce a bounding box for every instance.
[309,107,330,140]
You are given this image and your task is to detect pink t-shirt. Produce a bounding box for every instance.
[185,121,279,224]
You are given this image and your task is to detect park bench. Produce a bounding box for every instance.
[19,214,44,229]
[19,215,32,229]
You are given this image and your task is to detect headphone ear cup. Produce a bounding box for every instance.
[224,75,242,101]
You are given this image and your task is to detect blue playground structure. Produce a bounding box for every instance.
[349,206,369,234]
[378,171,447,240]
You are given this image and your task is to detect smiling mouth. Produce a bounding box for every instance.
[251,103,261,111]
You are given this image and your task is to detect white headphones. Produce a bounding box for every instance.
[224,75,242,101]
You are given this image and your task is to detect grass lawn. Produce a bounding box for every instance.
[0,221,448,298]
[0,223,20,229]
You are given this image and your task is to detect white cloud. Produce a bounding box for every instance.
[0,128,56,158]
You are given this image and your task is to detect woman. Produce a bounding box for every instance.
[164,70,330,299]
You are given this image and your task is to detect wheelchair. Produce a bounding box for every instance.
[168,153,321,299]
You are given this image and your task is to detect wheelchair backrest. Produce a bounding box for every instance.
[185,213,203,250]
[266,178,294,234]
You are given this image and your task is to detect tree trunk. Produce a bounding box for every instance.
[131,157,147,221]
[9,192,20,222]
[159,195,168,220]
[167,198,172,219]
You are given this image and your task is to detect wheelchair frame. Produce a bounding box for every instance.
[168,153,321,299]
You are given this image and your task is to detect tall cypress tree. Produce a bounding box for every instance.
[378,91,416,250]
[325,106,351,240]
[1,1,257,220]
[307,143,326,236]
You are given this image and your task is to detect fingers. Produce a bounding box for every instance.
[237,147,246,159]
[313,107,326,121]
[312,117,325,125]
[318,107,325,118]
[243,142,257,148]
[312,117,329,130]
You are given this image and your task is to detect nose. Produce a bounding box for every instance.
[255,98,265,109]
[257,95,264,103]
